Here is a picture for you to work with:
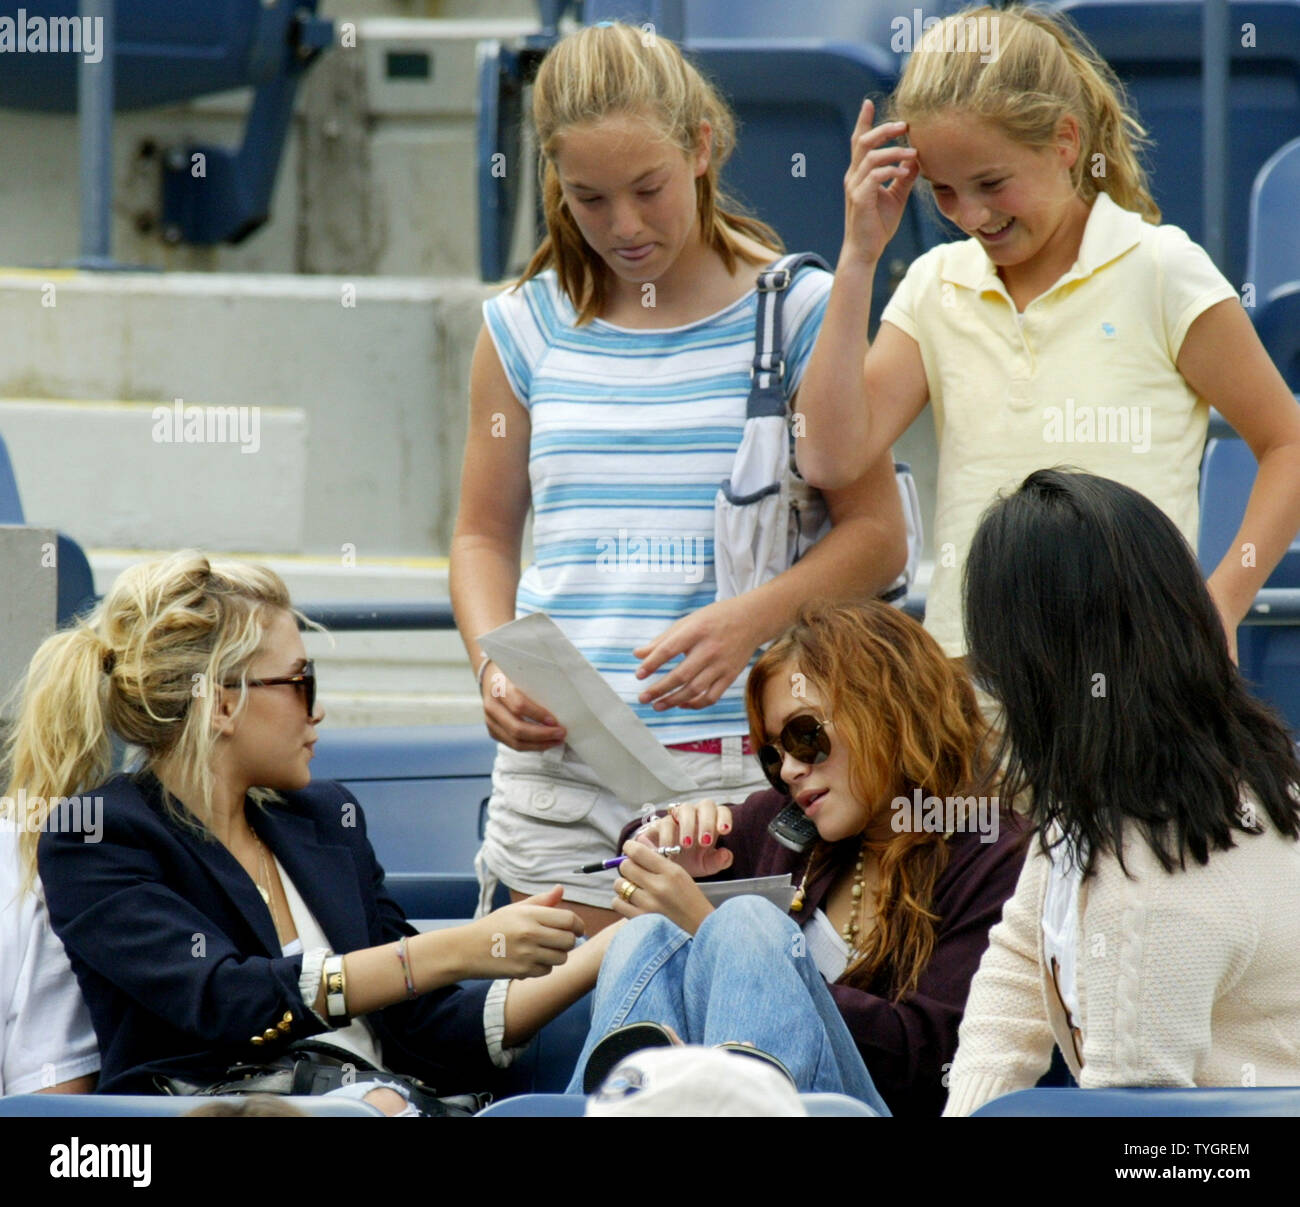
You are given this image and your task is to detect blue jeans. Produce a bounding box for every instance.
[566,896,891,1115]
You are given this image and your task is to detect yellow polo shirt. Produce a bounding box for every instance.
[881,192,1238,657]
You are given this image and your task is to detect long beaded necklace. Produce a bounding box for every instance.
[841,837,870,950]
[790,834,874,952]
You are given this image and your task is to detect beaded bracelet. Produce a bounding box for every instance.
[396,935,417,999]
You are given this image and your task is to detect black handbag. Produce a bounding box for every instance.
[154,1038,488,1117]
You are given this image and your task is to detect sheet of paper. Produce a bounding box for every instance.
[478,612,702,806]
[697,874,796,911]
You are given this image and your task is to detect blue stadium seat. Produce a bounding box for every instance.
[0,430,99,626]
[685,38,930,327]
[0,1093,381,1117]
[972,1086,1300,1116]
[1199,429,1300,728]
[310,725,495,923]
[0,1,328,112]
[1059,0,1300,288]
[476,1089,881,1115]
[56,532,97,624]
[0,429,22,523]
[476,1093,586,1116]
[1247,136,1300,388]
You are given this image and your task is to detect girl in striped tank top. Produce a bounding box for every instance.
[451,22,908,932]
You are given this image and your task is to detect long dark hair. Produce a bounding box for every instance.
[964,468,1300,876]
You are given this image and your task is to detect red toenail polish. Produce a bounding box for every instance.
[702,834,712,845]
[682,836,692,847]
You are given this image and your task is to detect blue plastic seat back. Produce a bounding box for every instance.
[1060,0,1300,288]
[0,0,319,113]
[1200,433,1300,730]
[56,532,97,625]
[1200,435,1300,587]
[310,725,495,922]
[1248,137,1300,388]
[685,39,927,328]
[0,429,25,523]
[972,1086,1300,1116]
[476,1093,587,1117]
[1248,135,1300,303]
[0,1093,380,1117]
[476,1089,883,1115]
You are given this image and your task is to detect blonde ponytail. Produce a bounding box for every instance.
[3,551,303,893]
[2,627,114,895]
[892,4,1160,223]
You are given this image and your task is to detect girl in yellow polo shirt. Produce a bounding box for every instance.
[796,3,1300,661]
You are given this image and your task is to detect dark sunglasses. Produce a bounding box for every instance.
[757,714,832,792]
[236,660,317,716]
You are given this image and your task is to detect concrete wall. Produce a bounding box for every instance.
[0,270,493,558]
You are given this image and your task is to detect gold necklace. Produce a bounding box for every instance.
[253,832,282,938]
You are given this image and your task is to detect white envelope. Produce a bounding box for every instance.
[478,612,702,806]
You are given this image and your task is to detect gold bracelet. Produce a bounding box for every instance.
[322,953,351,1025]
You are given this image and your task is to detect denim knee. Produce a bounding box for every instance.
[696,894,801,956]
[603,911,687,975]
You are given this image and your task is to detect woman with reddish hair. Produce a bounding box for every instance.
[567,600,1028,1115]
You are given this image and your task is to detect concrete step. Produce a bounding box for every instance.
[0,269,494,559]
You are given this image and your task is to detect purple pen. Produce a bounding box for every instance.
[574,846,681,873]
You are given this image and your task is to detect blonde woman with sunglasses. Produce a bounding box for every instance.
[567,600,1027,1115]
[10,552,618,1113]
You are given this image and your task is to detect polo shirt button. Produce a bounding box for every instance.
[1007,380,1032,408]
[533,789,556,811]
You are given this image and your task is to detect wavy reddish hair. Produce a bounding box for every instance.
[746,600,993,998]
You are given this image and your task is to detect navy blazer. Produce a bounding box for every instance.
[38,772,497,1095]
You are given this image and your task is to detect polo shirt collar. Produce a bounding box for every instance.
[940,191,1145,292]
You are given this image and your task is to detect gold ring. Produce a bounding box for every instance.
[619,880,637,902]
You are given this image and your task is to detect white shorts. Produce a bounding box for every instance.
[475,740,769,911]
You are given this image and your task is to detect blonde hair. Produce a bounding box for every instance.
[746,601,995,1000]
[891,3,1160,222]
[2,551,307,892]
[516,21,783,323]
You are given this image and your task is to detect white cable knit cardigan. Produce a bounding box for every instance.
[944,810,1300,1116]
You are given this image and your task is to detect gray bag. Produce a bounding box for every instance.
[714,252,922,603]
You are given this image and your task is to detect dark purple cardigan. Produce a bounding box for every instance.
[621,789,1030,1116]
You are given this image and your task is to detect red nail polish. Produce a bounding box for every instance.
[720,823,731,833]
[682,835,692,847]
[701,834,712,845]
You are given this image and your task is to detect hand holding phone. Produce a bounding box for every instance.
[767,801,821,855]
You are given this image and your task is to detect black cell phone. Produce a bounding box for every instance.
[767,801,819,854]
